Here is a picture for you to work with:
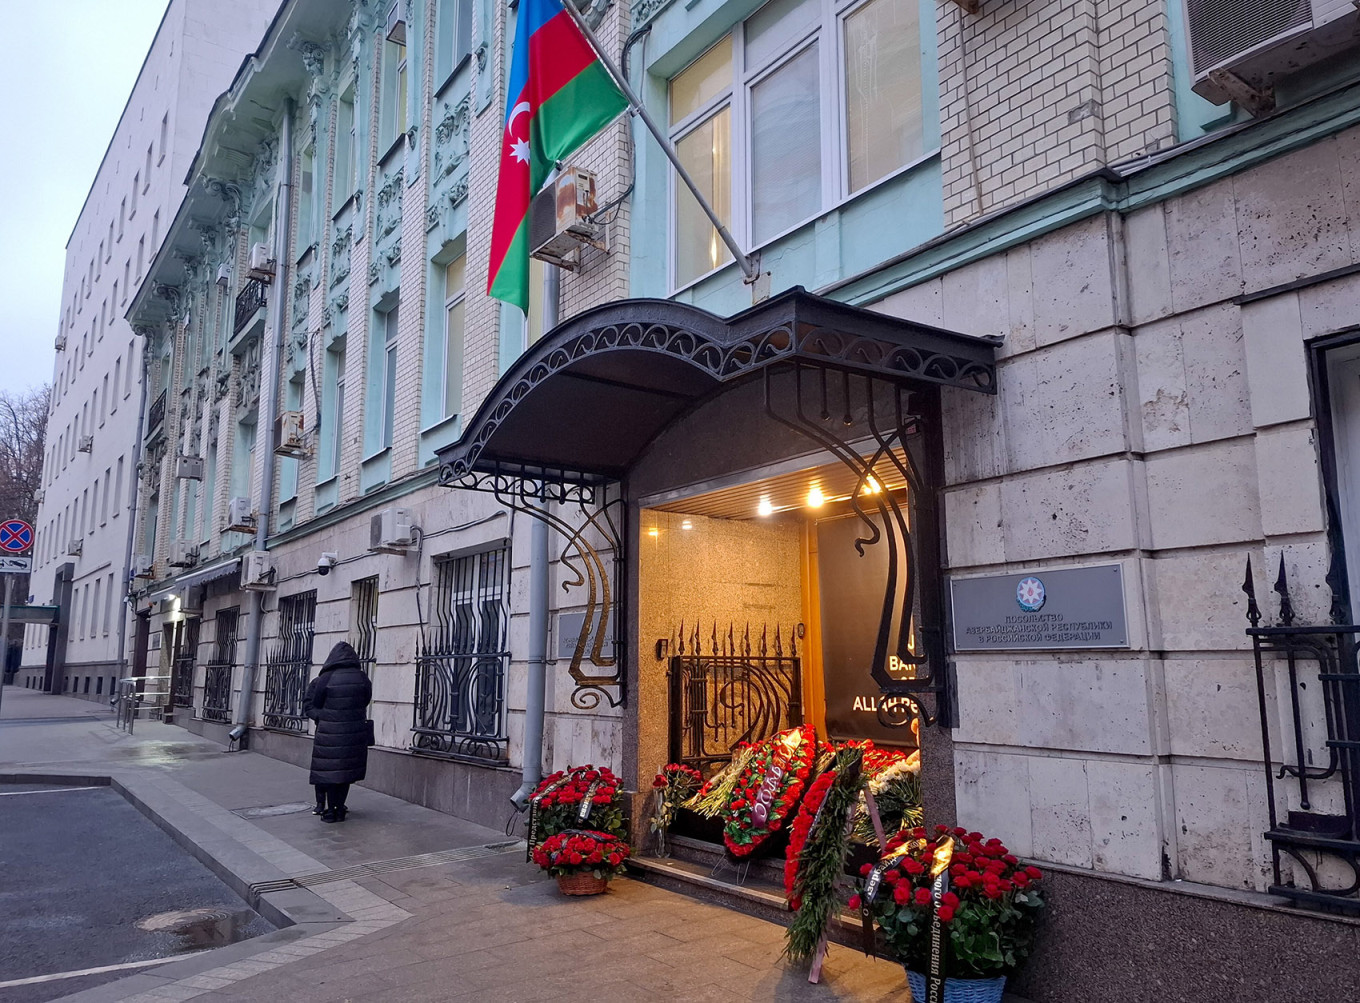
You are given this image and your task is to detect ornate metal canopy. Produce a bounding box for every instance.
[436,287,998,721]
[437,286,998,484]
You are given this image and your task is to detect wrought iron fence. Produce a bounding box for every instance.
[351,576,378,674]
[234,277,267,335]
[200,607,238,723]
[146,389,167,436]
[171,619,199,708]
[263,591,316,732]
[412,548,509,761]
[667,621,803,772]
[1244,557,1360,914]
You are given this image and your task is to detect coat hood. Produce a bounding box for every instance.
[321,641,362,672]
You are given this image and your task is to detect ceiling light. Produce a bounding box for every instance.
[757,497,773,517]
[680,519,693,530]
[862,476,882,495]
[806,485,825,508]
[647,526,659,538]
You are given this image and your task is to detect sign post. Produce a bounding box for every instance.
[0,518,36,717]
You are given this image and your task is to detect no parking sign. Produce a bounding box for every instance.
[0,519,33,555]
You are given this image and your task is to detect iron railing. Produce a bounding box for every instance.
[234,277,267,335]
[667,621,803,772]
[262,591,316,732]
[146,389,167,437]
[412,548,509,761]
[351,576,379,674]
[1244,557,1360,914]
[201,607,238,723]
[170,619,199,708]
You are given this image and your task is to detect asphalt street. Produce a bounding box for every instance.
[0,783,272,1003]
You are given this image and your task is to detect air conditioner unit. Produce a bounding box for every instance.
[168,540,198,568]
[385,0,407,44]
[133,553,155,578]
[529,167,604,271]
[226,496,255,533]
[242,549,276,591]
[1185,0,1360,111]
[54,334,67,352]
[66,538,83,557]
[77,435,93,453]
[369,507,414,553]
[175,454,204,480]
[248,242,275,280]
[273,410,309,458]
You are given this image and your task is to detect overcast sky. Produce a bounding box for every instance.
[0,1,169,397]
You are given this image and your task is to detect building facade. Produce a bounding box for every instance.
[127,0,1360,998]
[16,0,279,701]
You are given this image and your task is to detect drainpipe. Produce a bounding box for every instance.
[234,99,294,735]
[117,347,151,680]
[510,263,559,808]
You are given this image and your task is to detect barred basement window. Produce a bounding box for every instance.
[202,607,238,723]
[412,546,510,761]
[263,591,317,732]
[351,576,379,673]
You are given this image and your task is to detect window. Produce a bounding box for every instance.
[145,144,153,186]
[137,237,145,282]
[90,480,99,532]
[131,173,139,216]
[87,260,93,297]
[113,358,121,410]
[667,0,925,287]
[125,342,134,395]
[436,0,473,81]
[107,221,114,257]
[377,305,399,449]
[415,546,511,759]
[441,257,465,420]
[323,347,346,478]
[105,573,115,634]
[351,576,379,672]
[151,211,160,254]
[119,199,126,239]
[100,376,108,424]
[380,28,409,150]
[333,88,356,204]
[91,581,101,643]
[297,147,315,249]
[262,592,317,731]
[113,457,123,518]
[159,114,168,162]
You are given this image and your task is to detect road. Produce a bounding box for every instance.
[0,783,272,1003]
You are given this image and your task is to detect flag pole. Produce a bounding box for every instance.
[556,0,760,284]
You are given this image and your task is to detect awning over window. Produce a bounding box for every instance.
[437,286,998,484]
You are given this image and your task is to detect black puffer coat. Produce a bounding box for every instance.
[304,642,373,785]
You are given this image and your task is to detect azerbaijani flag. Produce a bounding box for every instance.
[487,0,628,310]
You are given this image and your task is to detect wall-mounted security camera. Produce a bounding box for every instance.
[317,552,339,576]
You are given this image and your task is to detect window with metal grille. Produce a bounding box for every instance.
[201,607,238,723]
[351,576,379,672]
[412,545,510,761]
[263,591,317,732]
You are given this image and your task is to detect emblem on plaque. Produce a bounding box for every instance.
[1016,576,1046,612]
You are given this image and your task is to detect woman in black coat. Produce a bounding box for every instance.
[303,641,372,822]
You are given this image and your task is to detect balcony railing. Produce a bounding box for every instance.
[233,277,267,335]
[1244,557,1360,915]
[146,389,167,437]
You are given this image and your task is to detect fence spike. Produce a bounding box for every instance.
[1243,555,1261,627]
[1274,553,1295,627]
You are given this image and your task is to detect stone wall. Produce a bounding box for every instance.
[874,122,1360,894]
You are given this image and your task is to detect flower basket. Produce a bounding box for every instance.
[905,970,1006,1003]
[557,871,609,896]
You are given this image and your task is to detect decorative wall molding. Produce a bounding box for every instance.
[432,95,470,185]
[375,167,404,243]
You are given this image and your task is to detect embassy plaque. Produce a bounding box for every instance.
[950,564,1128,651]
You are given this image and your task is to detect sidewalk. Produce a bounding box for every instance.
[0,686,917,1002]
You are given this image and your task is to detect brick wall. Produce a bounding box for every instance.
[938,0,1178,228]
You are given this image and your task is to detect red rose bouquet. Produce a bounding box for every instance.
[528,764,627,852]
[649,763,704,855]
[722,725,819,858]
[532,829,630,879]
[851,826,1045,980]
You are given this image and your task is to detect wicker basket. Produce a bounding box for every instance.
[905,970,1006,1003]
[556,871,609,896]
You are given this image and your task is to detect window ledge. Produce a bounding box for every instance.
[332,193,359,222]
[378,136,406,169]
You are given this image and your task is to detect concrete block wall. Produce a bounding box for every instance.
[937,0,1178,228]
[878,123,1360,893]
